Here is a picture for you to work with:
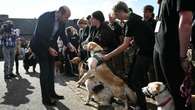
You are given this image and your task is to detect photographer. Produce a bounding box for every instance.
[1,20,18,80]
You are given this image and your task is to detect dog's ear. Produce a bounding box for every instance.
[70,57,81,64]
[155,83,161,93]
[70,59,75,64]
[149,82,161,93]
[88,42,96,51]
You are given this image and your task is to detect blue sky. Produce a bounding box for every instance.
[0,0,158,20]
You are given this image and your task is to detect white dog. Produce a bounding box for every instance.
[142,82,175,110]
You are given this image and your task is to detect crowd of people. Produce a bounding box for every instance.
[0,0,195,110]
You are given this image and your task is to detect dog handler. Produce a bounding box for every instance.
[103,2,155,109]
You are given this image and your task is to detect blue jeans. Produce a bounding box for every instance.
[2,46,15,76]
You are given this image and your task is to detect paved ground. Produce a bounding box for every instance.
[0,61,96,110]
[0,61,194,110]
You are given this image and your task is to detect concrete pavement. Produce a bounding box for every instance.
[0,61,95,110]
[0,61,194,110]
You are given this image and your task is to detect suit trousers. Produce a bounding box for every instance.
[38,55,56,101]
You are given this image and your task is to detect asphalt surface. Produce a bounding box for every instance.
[0,61,96,110]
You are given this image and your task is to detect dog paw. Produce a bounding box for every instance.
[76,82,82,88]
[76,83,81,88]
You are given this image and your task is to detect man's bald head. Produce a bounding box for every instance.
[57,5,71,23]
[58,6,71,15]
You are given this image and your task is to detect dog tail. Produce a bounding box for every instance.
[124,84,137,104]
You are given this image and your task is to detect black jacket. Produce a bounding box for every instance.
[30,11,69,58]
[93,23,118,53]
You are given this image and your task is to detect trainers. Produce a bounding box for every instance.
[42,99,56,106]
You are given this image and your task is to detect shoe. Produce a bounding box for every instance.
[16,72,20,75]
[25,69,29,73]
[9,73,17,78]
[4,75,12,80]
[51,94,64,100]
[42,100,56,106]
[33,70,37,73]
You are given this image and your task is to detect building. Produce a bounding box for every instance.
[10,18,37,40]
[0,14,79,59]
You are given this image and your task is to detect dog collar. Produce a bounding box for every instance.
[157,97,172,107]
[91,50,103,56]
[146,87,167,98]
[93,55,104,66]
[155,87,167,96]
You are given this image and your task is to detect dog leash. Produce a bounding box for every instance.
[157,96,172,107]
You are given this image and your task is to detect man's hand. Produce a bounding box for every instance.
[68,43,77,53]
[48,47,58,57]
[180,57,191,73]
[63,45,67,51]
[179,10,193,73]
[102,37,132,61]
[81,40,88,47]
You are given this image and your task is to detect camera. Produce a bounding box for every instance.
[0,20,14,34]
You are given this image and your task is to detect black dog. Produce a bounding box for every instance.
[23,49,37,73]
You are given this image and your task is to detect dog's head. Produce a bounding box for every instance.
[70,57,81,65]
[70,57,88,78]
[142,82,166,98]
[83,42,103,52]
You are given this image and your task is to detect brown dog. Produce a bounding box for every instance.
[70,57,87,80]
[70,56,113,106]
[78,42,137,110]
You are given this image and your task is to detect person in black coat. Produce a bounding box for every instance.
[103,2,155,109]
[154,0,194,109]
[30,6,76,106]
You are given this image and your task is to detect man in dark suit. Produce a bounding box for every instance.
[30,6,76,106]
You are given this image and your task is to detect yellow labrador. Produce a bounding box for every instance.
[70,56,113,106]
[78,42,137,110]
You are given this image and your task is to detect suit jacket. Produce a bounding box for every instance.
[30,11,69,58]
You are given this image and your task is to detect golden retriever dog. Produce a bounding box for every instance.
[77,42,137,110]
[142,82,175,110]
[70,57,113,106]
